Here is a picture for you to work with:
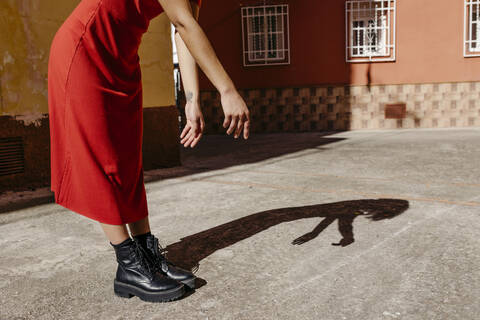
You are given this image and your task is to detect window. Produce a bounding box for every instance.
[241,4,290,66]
[346,0,396,62]
[465,0,480,57]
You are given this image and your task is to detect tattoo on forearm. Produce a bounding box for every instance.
[186,91,193,102]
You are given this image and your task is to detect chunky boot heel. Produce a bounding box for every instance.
[113,283,134,298]
[134,232,197,290]
[111,238,185,303]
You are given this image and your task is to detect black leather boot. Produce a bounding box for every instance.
[111,237,185,302]
[134,232,197,289]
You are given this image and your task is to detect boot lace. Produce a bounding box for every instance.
[130,240,156,280]
[150,236,171,273]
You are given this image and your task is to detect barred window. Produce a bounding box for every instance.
[241,4,290,66]
[465,0,480,56]
[346,0,396,62]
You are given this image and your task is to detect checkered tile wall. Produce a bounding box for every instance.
[180,82,480,133]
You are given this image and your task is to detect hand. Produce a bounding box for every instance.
[220,88,250,139]
[180,101,205,148]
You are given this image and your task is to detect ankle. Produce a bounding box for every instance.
[132,231,151,238]
[110,236,133,247]
[132,231,152,246]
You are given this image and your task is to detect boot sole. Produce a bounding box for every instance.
[114,279,185,302]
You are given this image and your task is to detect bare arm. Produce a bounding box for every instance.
[160,0,233,94]
[175,1,200,105]
[158,0,250,139]
[175,1,203,147]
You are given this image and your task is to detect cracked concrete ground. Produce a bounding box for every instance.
[1,128,479,320]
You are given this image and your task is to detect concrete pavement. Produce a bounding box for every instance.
[1,128,479,320]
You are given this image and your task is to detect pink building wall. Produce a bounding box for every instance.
[197,0,480,90]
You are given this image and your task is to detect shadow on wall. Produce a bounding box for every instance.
[166,198,409,283]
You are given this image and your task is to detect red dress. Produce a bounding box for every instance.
[48,0,201,225]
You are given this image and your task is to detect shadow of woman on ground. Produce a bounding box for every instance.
[166,198,409,278]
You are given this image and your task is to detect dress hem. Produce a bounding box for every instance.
[54,195,149,225]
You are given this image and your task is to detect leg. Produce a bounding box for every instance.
[127,216,151,237]
[100,223,130,245]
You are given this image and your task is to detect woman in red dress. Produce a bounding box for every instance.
[48,0,250,302]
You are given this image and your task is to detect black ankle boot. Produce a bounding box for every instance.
[134,232,196,289]
[111,238,185,302]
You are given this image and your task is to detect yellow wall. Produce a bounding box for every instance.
[140,17,176,108]
[0,0,174,125]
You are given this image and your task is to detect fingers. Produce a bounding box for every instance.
[180,123,191,144]
[190,131,203,148]
[182,125,196,147]
[226,115,238,136]
[183,134,196,148]
[181,118,204,148]
[180,122,196,146]
[200,116,205,132]
[193,117,203,138]
[220,89,250,139]
[186,126,203,148]
[234,118,244,139]
[180,133,192,146]
[223,115,232,130]
[226,111,250,139]
[243,111,250,139]
[189,117,205,147]
[180,123,191,140]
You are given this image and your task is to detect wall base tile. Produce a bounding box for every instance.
[197,81,480,134]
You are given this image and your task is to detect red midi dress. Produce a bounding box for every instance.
[48,0,201,225]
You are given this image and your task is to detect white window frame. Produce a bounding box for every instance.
[464,0,480,57]
[346,0,396,62]
[241,4,290,66]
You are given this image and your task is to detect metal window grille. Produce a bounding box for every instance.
[346,0,396,62]
[464,0,480,57]
[241,4,290,66]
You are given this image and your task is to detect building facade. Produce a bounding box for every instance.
[193,0,480,133]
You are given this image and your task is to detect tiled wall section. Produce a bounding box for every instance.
[195,82,480,133]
